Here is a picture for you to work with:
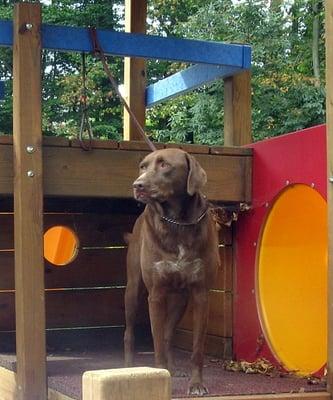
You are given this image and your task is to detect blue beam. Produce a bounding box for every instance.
[146,64,243,108]
[0,20,251,68]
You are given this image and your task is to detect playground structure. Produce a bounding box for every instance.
[0,1,332,400]
[0,2,252,399]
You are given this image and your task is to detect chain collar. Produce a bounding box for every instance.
[160,208,208,226]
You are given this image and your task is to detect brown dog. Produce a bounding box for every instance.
[124,148,220,395]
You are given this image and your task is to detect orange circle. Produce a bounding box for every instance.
[44,226,79,266]
[257,184,327,375]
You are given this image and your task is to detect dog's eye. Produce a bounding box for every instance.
[140,164,147,170]
[160,161,170,169]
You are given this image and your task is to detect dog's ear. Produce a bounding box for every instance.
[186,153,207,196]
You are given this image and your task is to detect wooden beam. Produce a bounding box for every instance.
[0,144,252,202]
[123,0,147,140]
[224,70,252,146]
[0,20,251,67]
[174,394,330,400]
[325,0,333,394]
[146,64,243,108]
[13,3,47,400]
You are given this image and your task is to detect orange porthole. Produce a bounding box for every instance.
[44,226,79,266]
[257,184,327,375]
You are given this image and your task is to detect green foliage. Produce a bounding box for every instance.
[152,0,325,144]
[0,0,326,144]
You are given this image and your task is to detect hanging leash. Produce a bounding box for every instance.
[89,27,157,152]
[78,52,93,151]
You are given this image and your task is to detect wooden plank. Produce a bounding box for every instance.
[0,20,252,68]
[0,145,252,202]
[173,329,232,358]
[177,291,232,337]
[164,143,210,154]
[70,139,118,150]
[210,146,253,156]
[0,144,12,193]
[0,288,143,330]
[43,136,70,147]
[0,368,74,400]
[0,212,137,249]
[13,3,47,399]
[174,393,330,400]
[0,249,127,290]
[146,64,242,108]
[123,0,147,141]
[0,135,13,145]
[0,247,230,292]
[326,0,333,394]
[82,367,171,400]
[119,140,164,151]
[224,70,252,146]
[45,249,127,288]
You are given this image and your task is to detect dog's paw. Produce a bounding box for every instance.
[187,382,209,396]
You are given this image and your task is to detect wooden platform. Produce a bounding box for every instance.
[0,135,252,202]
[0,330,328,400]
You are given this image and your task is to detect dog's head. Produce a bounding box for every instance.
[133,148,207,203]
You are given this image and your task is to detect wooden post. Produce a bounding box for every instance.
[123,0,147,141]
[13,3,47,399]
[82,367,171,400]
[224,70,252,146]
[325,0,333,394]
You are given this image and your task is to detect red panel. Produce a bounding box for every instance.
[234,124,327,364]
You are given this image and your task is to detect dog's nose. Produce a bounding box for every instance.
[133,180,145,190]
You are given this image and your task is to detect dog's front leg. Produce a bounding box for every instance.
[148,286,168,369]
[189,286,209,396]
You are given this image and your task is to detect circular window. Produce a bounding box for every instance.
[44,226,79,266]
[257,184,327,375]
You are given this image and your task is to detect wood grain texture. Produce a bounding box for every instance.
[325,0,333,393]
[0,212,137,249]
[174,393,330,400]
[13,3,47,399]
[0,288,139,330]
[0,249,127,291]
[224,70,252,146]
[0,144,252,202]
[123,0,147,141]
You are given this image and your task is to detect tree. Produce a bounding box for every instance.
[0,0,326,144]
[147,0,326,143]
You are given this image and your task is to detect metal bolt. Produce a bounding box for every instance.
[253,241,257,247]
[26,145,35,154]
[285,180,290,185]
[265,202,269,208]
[25,23,33,31]
[311,182,315,188]
[27,170,35,178]
[329,177,333,183]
